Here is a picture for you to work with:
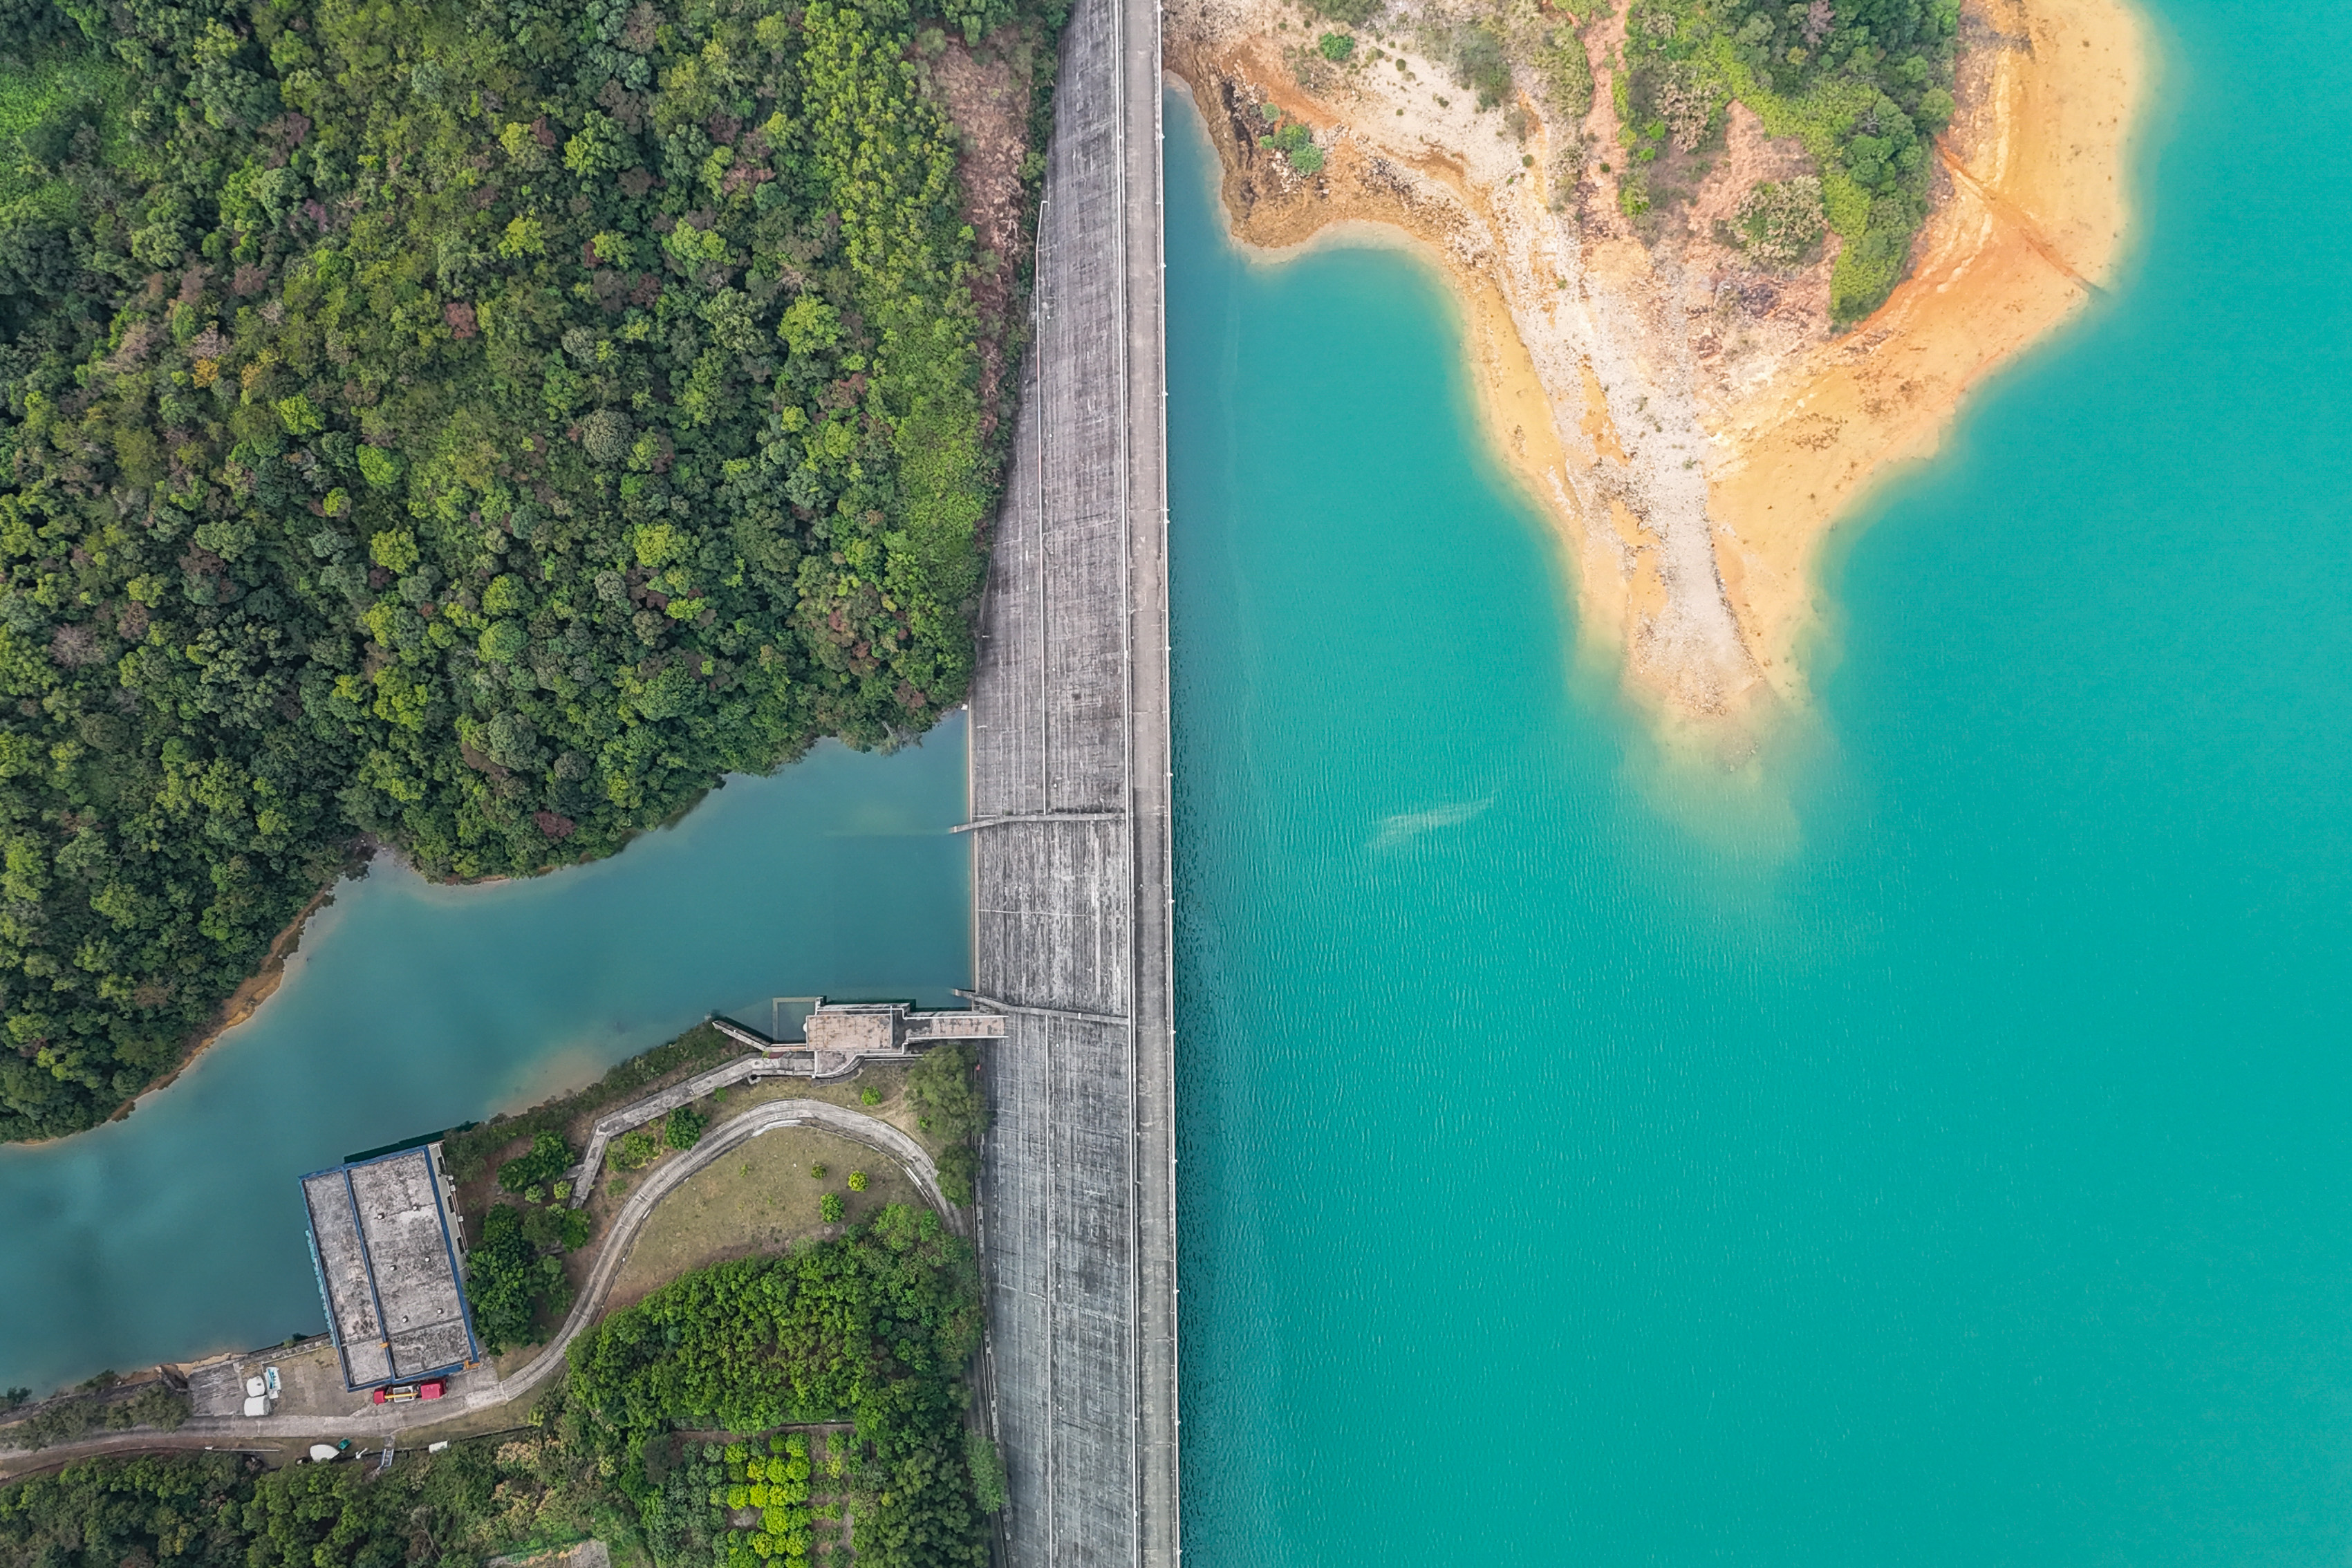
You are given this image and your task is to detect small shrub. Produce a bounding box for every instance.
[1733,176,1826,268]
[819,1193,845,1224]
[519,1200,591,1253]
[1274,120,1323,175]
[613,1128,661,1170]
[1831,224,1912,324]
[808,1162,828,1179]
[498,1130,574,1194]
[1618,166,1652,216]
[666,1104,708,1150]
[1453,23,1513,109]
[859,1086,881,1106]
[967,1431,1009,1515]
[1535,27,1594,120]
[1318,31,1354,62]
[1650,63,1722,151]
[908,1045,989,1141]
[847,1170,868,1192]
[937,1143,979,1207]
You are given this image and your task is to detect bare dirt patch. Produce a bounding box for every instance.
[926,32,1034,428]
[1165,0,2149,733]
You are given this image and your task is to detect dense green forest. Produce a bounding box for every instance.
[0,0,1047,1142]
[0,1207,994,1567]
[568,1203,991,1568]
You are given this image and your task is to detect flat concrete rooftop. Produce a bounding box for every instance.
[300,1145,480,1389]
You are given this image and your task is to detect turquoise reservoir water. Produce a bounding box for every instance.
[1166,0,2352,1556]
[0,719,970,1399]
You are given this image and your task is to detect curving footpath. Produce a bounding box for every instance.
[0,1100,946,1472]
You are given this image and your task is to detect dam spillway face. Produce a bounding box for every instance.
[964,0,1178,1558]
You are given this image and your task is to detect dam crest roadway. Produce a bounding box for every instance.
[962,0,1179,1557]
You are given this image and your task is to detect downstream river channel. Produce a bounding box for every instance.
[0,719,971,1398]
[1164,0,2352,1557]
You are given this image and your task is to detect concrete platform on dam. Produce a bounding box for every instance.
[964,0,1177,1558]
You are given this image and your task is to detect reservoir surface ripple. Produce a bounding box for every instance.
[1164,0,2352,1556]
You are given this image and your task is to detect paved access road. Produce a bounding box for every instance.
[0,1100,946,1475]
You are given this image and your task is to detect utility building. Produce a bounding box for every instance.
[299,1144,481,1390]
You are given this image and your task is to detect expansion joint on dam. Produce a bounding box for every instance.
[966,0,1177,1559]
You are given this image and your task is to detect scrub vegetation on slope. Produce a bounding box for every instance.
[0,0,1057,1140]
[1347,0,1961,321]
[1173,0,2136,721]
[1594,0,1961,322]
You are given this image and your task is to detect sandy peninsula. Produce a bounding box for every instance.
[1166,0,2149,733]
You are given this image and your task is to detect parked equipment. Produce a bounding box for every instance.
[371,1380,447,1404]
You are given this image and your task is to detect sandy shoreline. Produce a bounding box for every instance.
[1709,0,2151,700]
[83,881,345,1129]
[1166,0,2150,734]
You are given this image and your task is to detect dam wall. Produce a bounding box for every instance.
[964,0,1176,1558]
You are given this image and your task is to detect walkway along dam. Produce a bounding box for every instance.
[962,0,1177,1555]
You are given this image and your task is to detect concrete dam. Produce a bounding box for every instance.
[962,0,1179,1556]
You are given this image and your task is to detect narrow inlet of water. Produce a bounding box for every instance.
[0,717,971,1398]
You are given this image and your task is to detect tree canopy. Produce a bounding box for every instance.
[566,1204,990,1568]
[1614,0,1961,321]
[6,1211,997,1567]
[0,1441,613,1568]
[0,0,1033,1140]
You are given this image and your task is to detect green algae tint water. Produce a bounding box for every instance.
[1165,0,2352,1556]
[0,720,970,1398]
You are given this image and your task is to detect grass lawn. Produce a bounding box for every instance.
[601,1125,928,1312]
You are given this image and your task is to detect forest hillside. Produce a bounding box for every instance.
[0,0,1056,1139]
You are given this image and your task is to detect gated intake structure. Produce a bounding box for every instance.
[962,0,1177,1556]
